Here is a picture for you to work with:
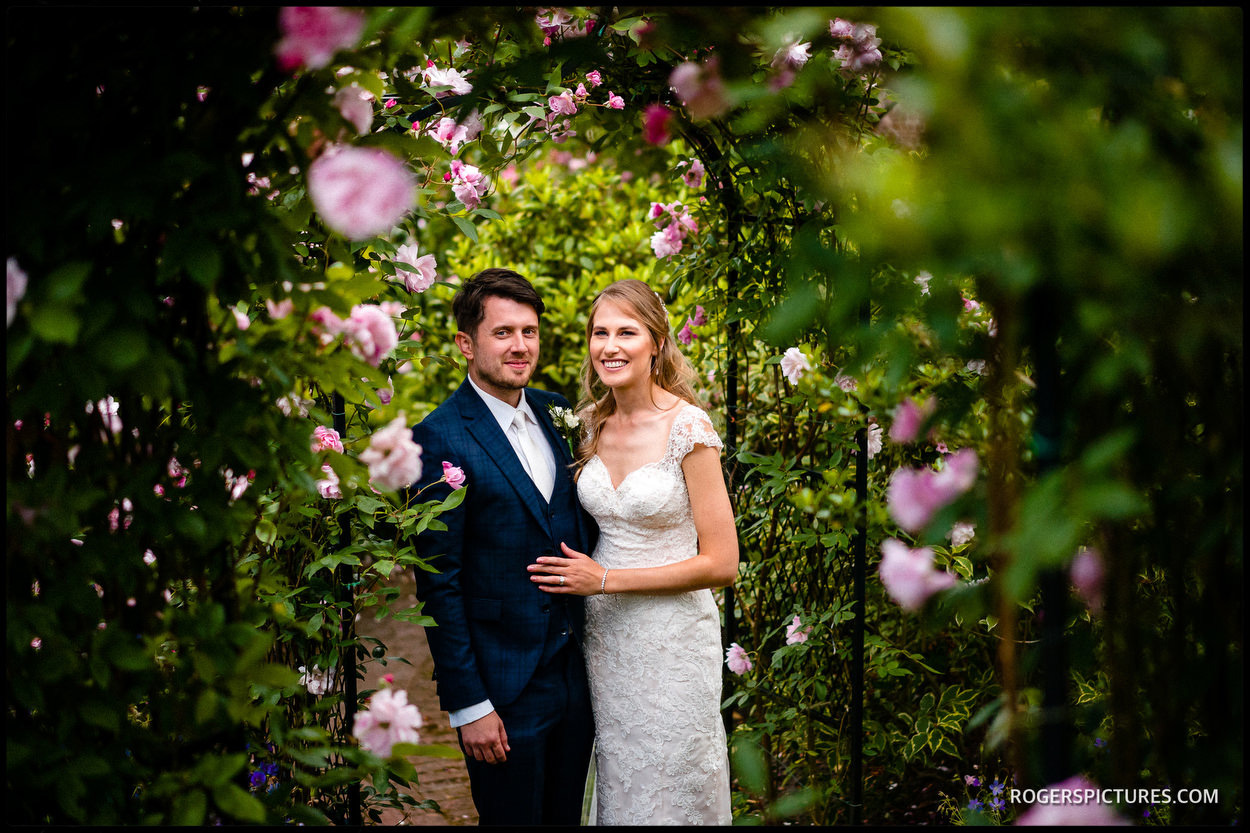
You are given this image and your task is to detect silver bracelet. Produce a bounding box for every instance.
[600,569,609,595]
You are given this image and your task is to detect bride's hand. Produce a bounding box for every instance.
[528,542,606,596]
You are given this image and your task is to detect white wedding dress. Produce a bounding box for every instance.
[578,403,732,825]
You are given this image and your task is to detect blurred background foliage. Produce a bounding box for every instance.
[6,4,1241,825]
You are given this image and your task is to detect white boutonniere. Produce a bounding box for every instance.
[548,405,582,456]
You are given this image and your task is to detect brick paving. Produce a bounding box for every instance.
[357,569,478,826]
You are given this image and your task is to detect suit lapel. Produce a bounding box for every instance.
[454,381,550,528]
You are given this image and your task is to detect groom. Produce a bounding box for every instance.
[408,268,595,826]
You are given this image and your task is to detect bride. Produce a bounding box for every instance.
[527,278,738,825]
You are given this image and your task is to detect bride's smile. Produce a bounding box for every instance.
[590,299,658,390]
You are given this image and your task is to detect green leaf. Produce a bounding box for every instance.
[731,738,768,796]
[46,261,92,301]
[391,742,463,760]
[172,789,208,826]
[29,304,81,344]
[96,329,148,371]
[212,782,267,823]
[451,215,478,242]
[255,519,278,546]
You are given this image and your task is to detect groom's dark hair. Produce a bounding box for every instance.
[453,268,546,338]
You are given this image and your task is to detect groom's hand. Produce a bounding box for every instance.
[460,710,510,764]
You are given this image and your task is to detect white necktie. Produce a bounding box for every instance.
[511,410,554,501]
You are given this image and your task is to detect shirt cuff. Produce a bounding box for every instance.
[448,699,494,728]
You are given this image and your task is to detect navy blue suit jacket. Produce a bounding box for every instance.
[410,379,595,713]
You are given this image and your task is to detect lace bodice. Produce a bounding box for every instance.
[577,403,731,826]
[577,403,722,567]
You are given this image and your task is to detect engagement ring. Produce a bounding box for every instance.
[559,575,565,586]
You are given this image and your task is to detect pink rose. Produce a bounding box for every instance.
[878,539,957,612]
[948,521,976,549]
[441,461,466,490]
[1070,547,1105,614]
[333,83,374,135]
[668,59,731,120]
[886,450,978,533]
[359,416,422,491]
[888,396,936,443]
[266,298,294,319]
[340,304,398,366]
[317,464,342,499]
[772,39,812,70]
[307,146,416,240]
[393,242,438,293]
[785,615,812,645]
[7,257,27,328]
[829,18,855,39]
[725,642,752,675]
[681,158,706,190]
[780,347,810,385]
[1016,775,1131,825]
[274,6,366,72]
[642,104,672,145]
[449,160,489,210]
[352,687,422,758]
[650,223,685,258]
[606,91,625,110]
[421,64,472,96]
[311,425,344,454]
[866,423,883,459]
[548,90,578,115]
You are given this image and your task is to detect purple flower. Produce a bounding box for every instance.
[307,146,416,240]
[677,320,696,345]
[689,304,707,327]
[249,770,267,789]
[967,798,984,812]
[878,538,957,611]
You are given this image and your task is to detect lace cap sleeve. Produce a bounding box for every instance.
[671,404,723,460]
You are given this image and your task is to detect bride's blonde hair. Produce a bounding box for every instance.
[574,279,701,471]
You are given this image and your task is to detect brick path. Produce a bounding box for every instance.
[357,569,478,826]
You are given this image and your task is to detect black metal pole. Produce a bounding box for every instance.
[722,271,740,738]
[1031,293,1071,786]
[332,392,362,826]
[850,424,867,824]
